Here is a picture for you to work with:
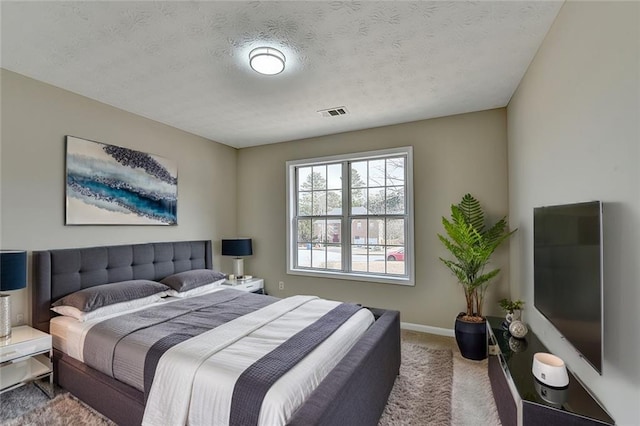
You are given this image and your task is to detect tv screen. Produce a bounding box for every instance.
[534,201,603,374]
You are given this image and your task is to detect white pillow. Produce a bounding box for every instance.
[51,293,164,322]
[164,279,226,298]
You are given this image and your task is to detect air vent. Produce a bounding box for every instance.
[317,106,349,117]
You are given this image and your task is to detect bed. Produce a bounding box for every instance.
[32,240,401,426]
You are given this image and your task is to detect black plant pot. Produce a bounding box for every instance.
[454,313,487,360]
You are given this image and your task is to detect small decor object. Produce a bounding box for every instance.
[66,136,178,225]
[508,320,528,339]
[0,250,27,339]
[438,193,517,360]
[499,298,525,324]
[221,238,253,279]
[532,352,569,388]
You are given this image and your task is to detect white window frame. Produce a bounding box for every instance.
[286,146,414,286]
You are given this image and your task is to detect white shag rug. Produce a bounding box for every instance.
[379,343,453,425]
[451,352,501,426]
[4,393,114,426]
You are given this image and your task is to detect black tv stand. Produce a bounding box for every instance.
[486,316,614,425]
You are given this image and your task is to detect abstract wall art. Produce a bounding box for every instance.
[65,136,178,225]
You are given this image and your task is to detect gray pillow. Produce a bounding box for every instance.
[160,269,226,293]
[51,280,169,312]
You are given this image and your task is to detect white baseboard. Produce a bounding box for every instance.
[401,322,455,337]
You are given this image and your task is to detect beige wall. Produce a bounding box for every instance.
[0,69,238,325]
[237,109,509,329]
[507,1,640,423]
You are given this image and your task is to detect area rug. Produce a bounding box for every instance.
[5,344,457,426]
[4,393,115,426]
[379,343,453,425]
[451,353,501,426]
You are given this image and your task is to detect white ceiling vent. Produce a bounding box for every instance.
[318,107,349,117]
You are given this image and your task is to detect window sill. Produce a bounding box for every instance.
[287,268,414,286]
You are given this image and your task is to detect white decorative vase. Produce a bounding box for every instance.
[505,310,521,324]
[532,352,569,388]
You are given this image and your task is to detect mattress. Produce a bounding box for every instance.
[50,289,374,425]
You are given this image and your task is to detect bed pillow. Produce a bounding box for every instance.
[165,278,226,298]
[51,293,164,322]
[51,280,169,313]
[160,269,226,293]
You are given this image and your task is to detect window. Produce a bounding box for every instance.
[286,147,414,285]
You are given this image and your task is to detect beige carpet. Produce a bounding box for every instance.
[5,331,500,426]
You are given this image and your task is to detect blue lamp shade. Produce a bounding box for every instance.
[0,250,27,291]
[221,239,253,257]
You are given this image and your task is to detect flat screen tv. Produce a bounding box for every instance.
[534,201,603,374]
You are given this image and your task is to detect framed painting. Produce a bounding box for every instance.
[65,136,178,225]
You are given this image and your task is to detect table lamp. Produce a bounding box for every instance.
[1,250,27,339]
[221,239,253,279]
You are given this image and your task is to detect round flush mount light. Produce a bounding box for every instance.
[249,47,286,75]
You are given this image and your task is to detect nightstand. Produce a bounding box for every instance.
[222,277,265,294]
[0,325,53,397]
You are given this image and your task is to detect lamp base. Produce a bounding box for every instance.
[233,258,245,279]
[0,293,11,339]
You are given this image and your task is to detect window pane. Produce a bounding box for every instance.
[386,247,406,275]
[386,246,404,261]
[325,244,342,270]
[350,162,367,188]
[311,246,326,268]
[386,218,405,245]
[368,188,385,214]
[312,218,326,243]
[351,188,367,214]
[312,166,326,190]
[368,218,384,245]
[327,190,342,214]
[298,167,312,191]
[327,164,342,189]
[367,248,386,273]
[368,159,385,187]
[351,245,367,272]
[386,157,405,186]
[298,191,312,216]
[386,186,405,214]
[327,220,342,243]
[297,245,311,267]
[312,191,327,215]
[297,219,312,242]
[351,219,366,245]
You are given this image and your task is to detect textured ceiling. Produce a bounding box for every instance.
[1,1,563,148]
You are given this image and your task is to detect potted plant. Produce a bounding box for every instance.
[498,298,525,324]
[438,193,516,360]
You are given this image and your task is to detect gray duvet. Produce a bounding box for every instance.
[83,289,277,393]
[83,289,363,425]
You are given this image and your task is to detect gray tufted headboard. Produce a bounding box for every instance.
[32,240,212,332]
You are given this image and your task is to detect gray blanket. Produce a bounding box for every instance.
[84,289,364,425]
[83,289,277,392]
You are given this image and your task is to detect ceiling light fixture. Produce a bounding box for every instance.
[249,47,286,75]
